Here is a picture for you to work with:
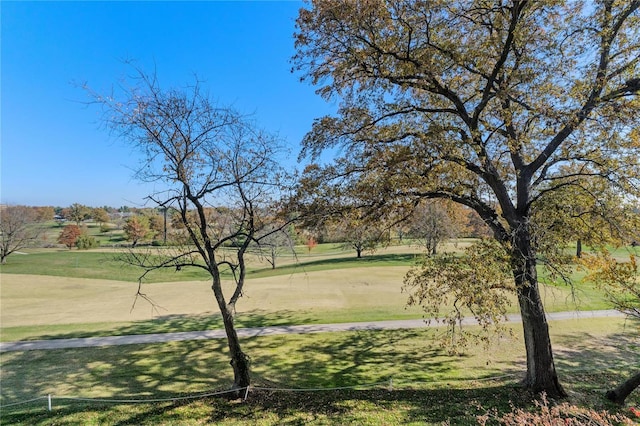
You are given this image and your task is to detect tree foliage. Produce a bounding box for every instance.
[579,251,640,404]
[57,224,82,250]
[293,0,640,397]
[92,208,110,227]
[146,213,164,242]
[531,174,640,260]
[404,239,514,352]
[68,203,90,225]
[76,233,99,250]
[580,251,639,320]
[123,216,150,247]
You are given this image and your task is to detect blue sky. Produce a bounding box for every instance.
[1,1,334,208]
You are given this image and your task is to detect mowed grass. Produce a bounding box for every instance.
[0,318,637,425]
[0,244,422,282]
[0,241,637,424]
[0,261,608,343]
[0,242,448,342]
[0,267,425,341]
[0,238,614,342]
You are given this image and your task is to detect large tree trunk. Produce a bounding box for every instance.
[606,370,640,405]
[512,227,567,398]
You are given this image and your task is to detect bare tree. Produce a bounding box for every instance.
[0,205,42,264]
[252,221,295,269]
[407,200,458,256]
[86,68,292,392]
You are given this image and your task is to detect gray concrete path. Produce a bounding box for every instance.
[0,309,625,352]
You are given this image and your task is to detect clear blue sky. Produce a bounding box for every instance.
[1,1,333,208]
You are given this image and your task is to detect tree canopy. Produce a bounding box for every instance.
[293,0,640,397]
[57,224,82,250]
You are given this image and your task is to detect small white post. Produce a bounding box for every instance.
[243,386,250,401]
[47,394,52,411]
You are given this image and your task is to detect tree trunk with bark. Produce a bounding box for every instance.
[576,239,582,258]
[512,225,567,398]
[606,370,640,405]
[221,308,251,391]
[211,278,250,394]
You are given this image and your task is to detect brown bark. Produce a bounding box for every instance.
[516,284,566,397]
[212,278,250,393]
[606,370,640,405]
[512,226,567,398]
[221,308,251,391]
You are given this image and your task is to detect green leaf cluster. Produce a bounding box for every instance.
[404,239,514,353]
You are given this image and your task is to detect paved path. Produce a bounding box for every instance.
[0,310,625,352]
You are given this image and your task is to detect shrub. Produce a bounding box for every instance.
[477,393,634,425]
[76,234,99,250]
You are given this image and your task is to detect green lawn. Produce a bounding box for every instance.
[0,318,637,425]
[0,245,422,282]
[0,240,616,342]
[0,241,637,424]
[0,262,610,343]
[0,266,425,341]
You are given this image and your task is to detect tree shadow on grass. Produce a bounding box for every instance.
[2,319,637,424]
[550,324,640,406]
[215,385,529,425]
[0,322,525,425]
[0,385,531,425]
[0,311,312,407]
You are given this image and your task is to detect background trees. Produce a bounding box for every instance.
[76,232,99,250]
[330,208,388,258]
[91,208,110,229]
[123,216,150,247]
[0,205,42,264]
[57,224,82,249]
[294,0,640,397]
[406,200,462,256]
[88,68,292,391]
[33,206,55,223]
[67,203,90,225]
[251,222,295,269]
